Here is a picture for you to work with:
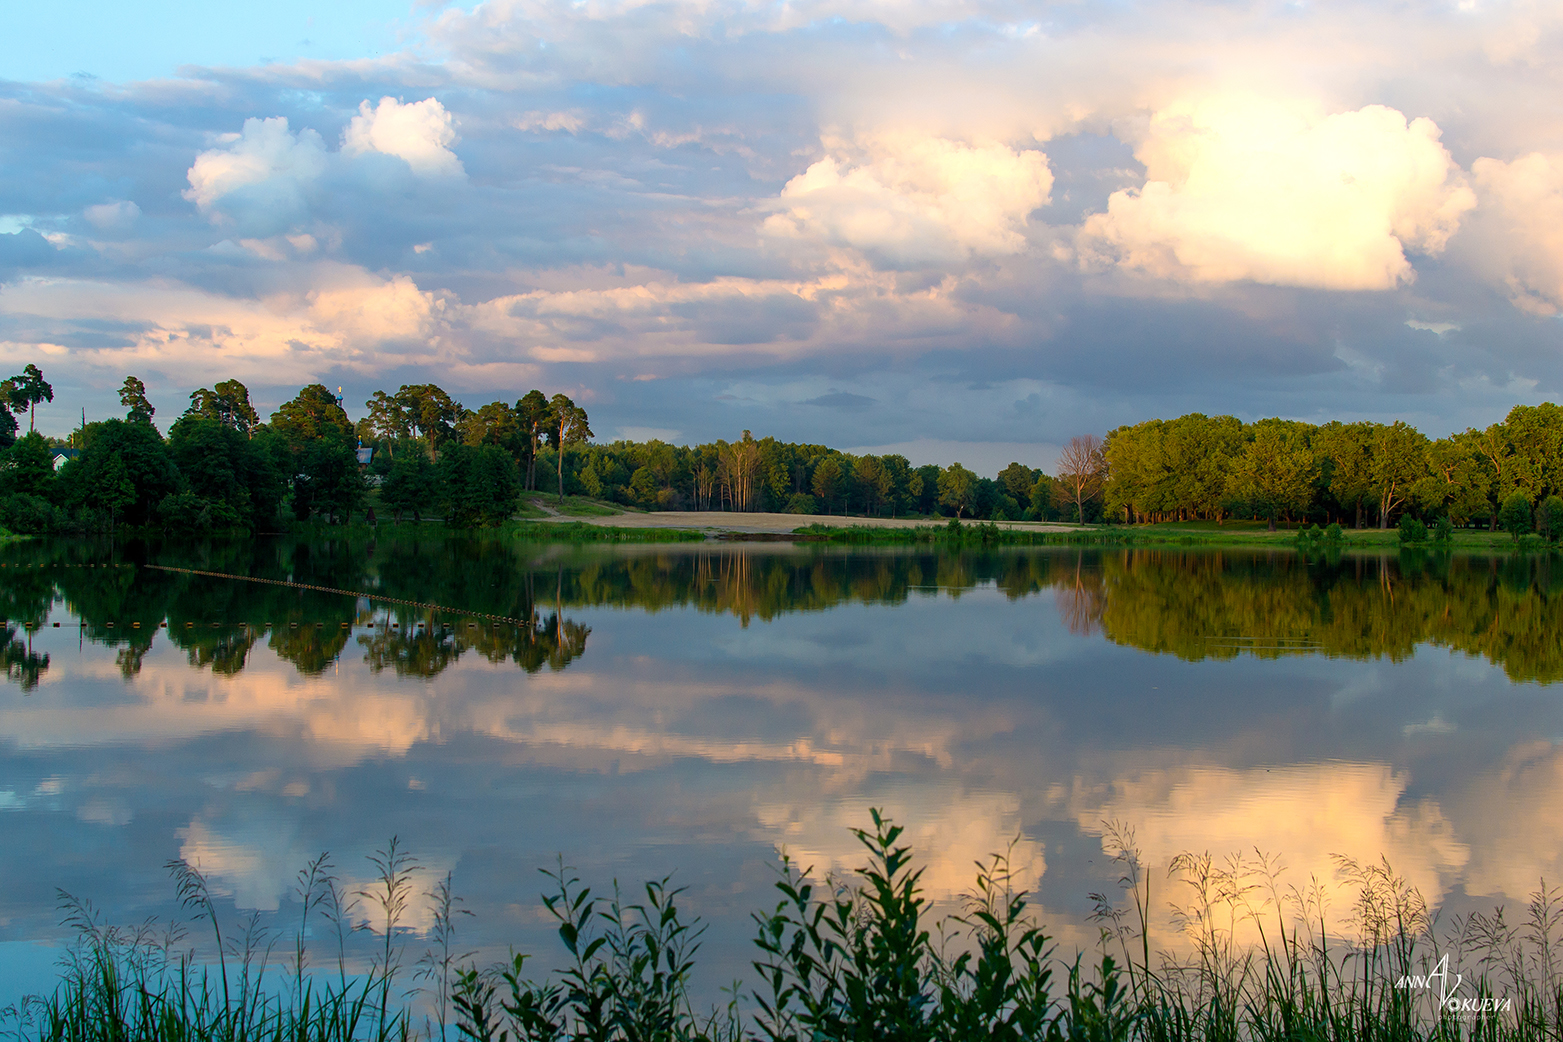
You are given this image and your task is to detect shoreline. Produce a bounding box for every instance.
[525,510,1553,551]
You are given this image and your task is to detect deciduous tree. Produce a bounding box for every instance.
[1369,421,1429,529]
[1226,420,1317,529]
[1056,435,1106,525]
[1315,420,1375,528]
[1500,491,1532,541]
[937,462,977,518]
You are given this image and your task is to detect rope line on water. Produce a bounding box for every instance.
[143,564,532,626]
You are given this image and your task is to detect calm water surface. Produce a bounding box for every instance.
[1,536,1560,1001]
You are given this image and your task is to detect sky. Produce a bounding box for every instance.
[2,0,1562,473]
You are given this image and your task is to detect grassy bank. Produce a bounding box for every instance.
[279,518,705,544]
[9,813,1555,1041]
[519,492,631,518]
[794,518,1561,554]
[502,519,705,543]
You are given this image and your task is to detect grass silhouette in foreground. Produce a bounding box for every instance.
[7,812,1560,1040]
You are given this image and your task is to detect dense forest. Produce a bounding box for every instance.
[0,364,1559,534]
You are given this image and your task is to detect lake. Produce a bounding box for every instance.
[1,535,1560,1006]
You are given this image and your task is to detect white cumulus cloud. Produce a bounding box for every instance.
[1080,98,1476,290]
[765,135,1052,268]
[1468,152,1563,314]
[185,117,329,225]
[343,97,464,178]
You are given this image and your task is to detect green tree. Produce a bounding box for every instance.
[97,452,135,530]
[437,443,520,526]
[997,462,1036,508]
[57,419,180,526]
[458,401,519,450]
[6,364,53,433]
[937,462,977,518]
[187,380,260,435]
[119,376,156,425]
[578,461,603,498]
[1028,473,1057,521]
[364,390,412,454]
[1499,491,1532,541]
[1537,495,1563,542]
[811,455,844,513]
[1502,402,1563,503]
[1369,421,1430,528]
[292,439,366,524]
[1397,514,1428,545]
[854,455,892,516]
[1103,419,1168,522]
[629,466,660,507]
[1415,432,1491,527]
[270,384,354,445]
[516,390,550,490]
[1473,420,1518,530]
[546,394,593,503]
[914,464,940,514]
[1226,420,1317,529]
[167,415,284,529]
[395,384,463,461]
[1315,420,1376,528]
[382,453,435,522]
[879,454,915,517]
[2,432,56,499]
[1171,414,1245,521]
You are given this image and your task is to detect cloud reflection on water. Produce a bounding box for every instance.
[0,545,1560,997]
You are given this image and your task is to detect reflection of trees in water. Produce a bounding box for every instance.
[185,629,258,676]
[6,535,1563,684]
[360,627,464,677]
[470,613,591,673]
[354,614,591,677]
[1,624,48,691]
[1054,553,1105,637]
[1096,550,1563,682]
[268,625,354,675]
[358,570,592,676]
[115,644,149,678]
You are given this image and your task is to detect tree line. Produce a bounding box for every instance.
[0,374,608,533]
[0,370,1068,531]
[1100,405,1563,535]
[0,363,1559,533]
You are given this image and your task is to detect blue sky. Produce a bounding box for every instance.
[2,0,1561,472]
[6,0,417,82]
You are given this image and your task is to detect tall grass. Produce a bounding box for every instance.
[7,813,1560,1041]
[9,842,426,1042]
